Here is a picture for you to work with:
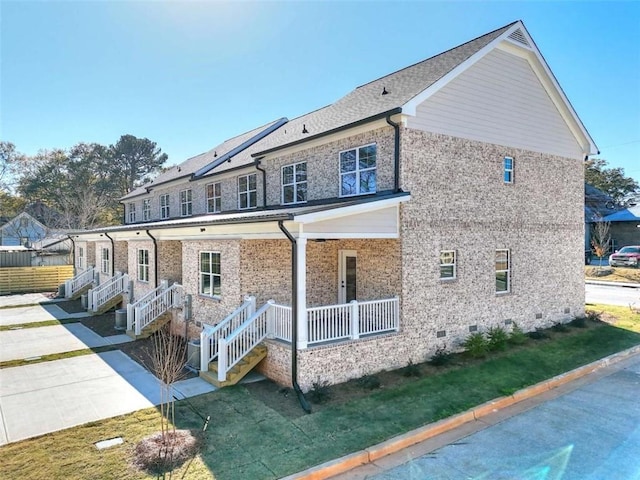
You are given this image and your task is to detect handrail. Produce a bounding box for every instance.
[126,280,168,332]
[218,300,272,382]
[200,296,256,372]
[87,273,128,312]
[133,282,182,335]
[64,266,96,299]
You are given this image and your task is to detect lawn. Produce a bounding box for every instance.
[587,303,640,333]
[585,266,640,283]
[1,308,639,480]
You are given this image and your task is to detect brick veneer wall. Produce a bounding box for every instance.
[158,240,183,285]
[114,241,128,275]
[94,240,111,283]
[127,240,155,299]
[74,241,95,272]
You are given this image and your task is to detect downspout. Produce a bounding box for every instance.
[67,235,75,271]
[145,230,158,288]
[278,220,312,414]
[386,114,401,193]
[104,232,115,276]
[255,158,267,208]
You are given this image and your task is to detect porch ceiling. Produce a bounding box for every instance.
[71,192,410,242]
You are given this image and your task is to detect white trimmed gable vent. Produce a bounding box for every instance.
[507,28,531,48]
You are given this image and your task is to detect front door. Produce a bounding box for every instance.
[338,250,357,304]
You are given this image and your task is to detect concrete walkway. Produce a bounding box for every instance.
[0,323,132,362]
[0,304,90,326]
[0,293,63,308]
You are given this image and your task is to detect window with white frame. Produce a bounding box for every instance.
[282,161,307,204]
[238,174,257,209]
[439,250,456,280]
[160,194,170,219]
[128,203,136,223]
[206,182,222,213]
[200,252,221,297]
[78,247,85,270]
[142,199,151,221]
[101,247,110,275]
[138,249,149,282]
[503,157,514,184]
[340,144,377,196]
[496,249,510,293]
[180,189,192,216]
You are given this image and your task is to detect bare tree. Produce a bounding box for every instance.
[591,218,611,270]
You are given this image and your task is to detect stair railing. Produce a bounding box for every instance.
[199,295,256,373]
[64,266,96,299]
[127,280,168,333]
[87,272,128,312]
[217,300,272,382]
[133,282,183,336]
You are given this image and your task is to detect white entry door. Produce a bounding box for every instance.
[338,250,357,304]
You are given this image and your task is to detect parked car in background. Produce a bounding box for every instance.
[609,246,640,268]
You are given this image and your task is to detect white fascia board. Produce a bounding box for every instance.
[303,232,399,240]
[293,195,411,224]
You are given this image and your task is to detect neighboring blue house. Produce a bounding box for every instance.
[584,183,618,258]
[0,212,48,247]
[603,204,640,250]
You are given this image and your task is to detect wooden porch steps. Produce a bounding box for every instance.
[199,344,267,388]
[89,293,123,316]
[69,283,92,301]
[126,312,171,340]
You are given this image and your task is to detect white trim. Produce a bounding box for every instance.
[199,251,221,298]
[338,143,377,197]
[137,248,150,283]
[180,189,193,217]
[206,182,222,214]
[142,199,151,222]
[281,161,308,205]
[503,156,514,184]
[237,173,257,210]
[439,250,457,280]
[294,194,410,224]
[495,248,511,294]
[160,193,170,219]
[338,249,357,304]
[402,21,598,155]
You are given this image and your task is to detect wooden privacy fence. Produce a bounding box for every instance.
[0,265,74,295]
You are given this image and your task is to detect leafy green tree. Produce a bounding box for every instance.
[0,141,24,192]
[585,158,638,206]
[109,135,168,193]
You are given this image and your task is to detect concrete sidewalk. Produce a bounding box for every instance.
[0,350,217,445]
[0,293,64,308]
[0,304,90,326]
[0,323,132,362]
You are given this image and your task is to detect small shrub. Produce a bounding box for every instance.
[586,310,601,322]
[357,374,381,390]
[307,379,331,404]
[508,323,528,345]
[552,322,570,333]
[399,359,421,378]
[463,332,489,358]
[487,326,508,351]
[570,316,588,328]
[527,327,550,340]
[429,344,452,367]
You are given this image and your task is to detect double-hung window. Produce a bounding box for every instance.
[340,144,377,196]
[128,203,136,223]
[138,249,149,282]
[180,189,192,217]
[238,174,257,209]
[282,162,307,204]
[496,249,510,293]
[78,247,85,270]
[207,182,222,213]
[101,247,110,275]
[200,252,221,297]
[142,199,151,221]
[439,250,456,280]
[160,194,170,219]
[503,157,514,184]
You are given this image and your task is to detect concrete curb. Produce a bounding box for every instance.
[283,344,640,480]
[585,279,640,288]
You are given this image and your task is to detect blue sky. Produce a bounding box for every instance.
[2,1,639,182]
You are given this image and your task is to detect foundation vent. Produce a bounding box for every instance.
[437,330,446,338]
[469,325,478,332]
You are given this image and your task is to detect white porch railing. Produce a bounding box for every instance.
[64,266,96,299]
[130,282,183,336]
[200,296,256,372]
[270,303,292,342]
[87,273,128,312]
[217,300,270,382]
[126,280,168,333]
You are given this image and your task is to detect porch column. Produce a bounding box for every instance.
[296,237,308,349]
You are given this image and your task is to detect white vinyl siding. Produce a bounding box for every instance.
[406,48,583,159]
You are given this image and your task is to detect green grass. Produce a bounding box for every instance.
[2,318,639,480]
[588,303,640,333]
[0,318,77,332]
[0,345,118,369]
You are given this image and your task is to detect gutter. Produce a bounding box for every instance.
[67,235,75,270]
[385,114,401,193]
[255,159,267,208]
[145,229,159,288]
[104,232,115,275]
[278,220,312,414]
[253,107,403,158]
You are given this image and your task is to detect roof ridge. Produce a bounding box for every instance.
[354,20,519,91]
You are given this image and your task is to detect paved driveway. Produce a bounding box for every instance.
[357,357,640,479]
[0,303,89,326]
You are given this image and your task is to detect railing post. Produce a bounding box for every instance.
[127,303,134,331]
[64,279,71,298]
[218,338,228,382]
[135,306,142,335]
[266,300,275,338]
[200,329,208,373]
[394,297,400,331]
[351,300,360,340]
[246,295,256,316]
